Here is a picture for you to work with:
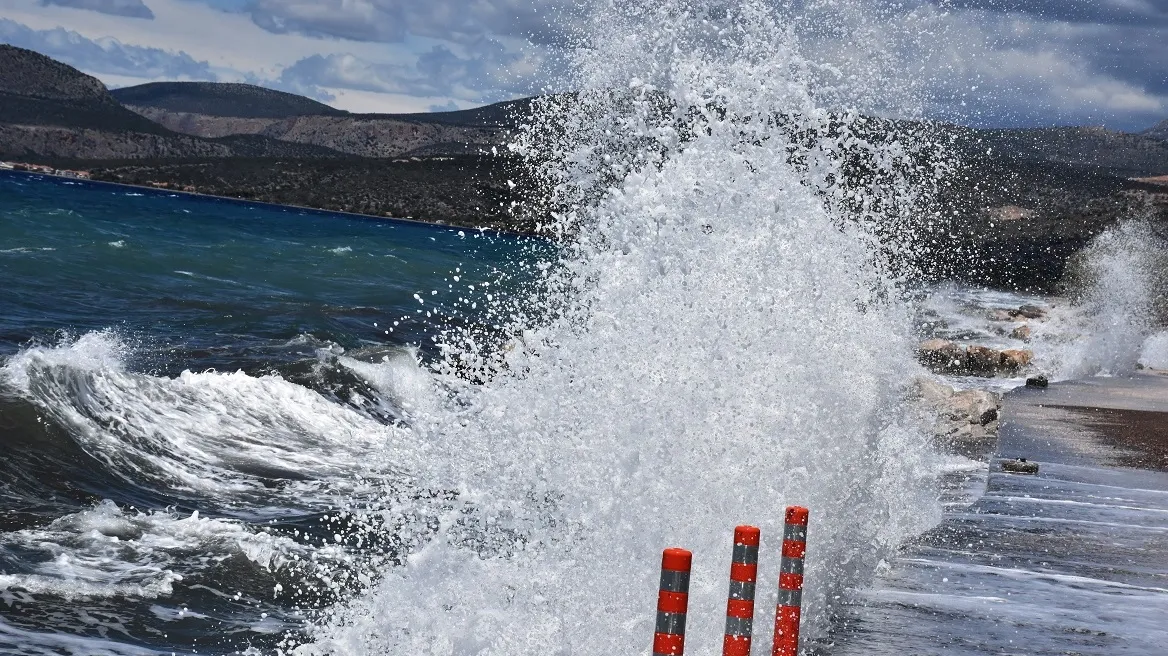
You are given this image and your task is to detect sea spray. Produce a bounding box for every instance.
[297,2,947,654]
[1051,221,1168,379]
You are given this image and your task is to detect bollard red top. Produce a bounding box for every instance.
[785,506,809,526]
[733,525,761,546]
[662,548,693,572]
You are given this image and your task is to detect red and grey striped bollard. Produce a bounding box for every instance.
[654,548,692,656]
[723,525,760,656]
[772,506,809,656]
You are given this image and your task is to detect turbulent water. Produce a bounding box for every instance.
[0,171,539,654]
[3,2,1165,656]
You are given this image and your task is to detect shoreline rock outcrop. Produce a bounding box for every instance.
[917,339,1033,377]
[911,377,1003,451]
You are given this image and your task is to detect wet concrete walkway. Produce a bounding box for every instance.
[831,373,1168,655]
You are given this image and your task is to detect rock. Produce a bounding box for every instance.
[999,349,1033,372]
[913,376,954,404]
[950,389,1001,425]
[918,341,1036,377]
[1025,375,1049,388]
[910,377,1004,449]
[1001,458,1039,474]
[917,339,966,373]
[1011,324,1032,340]
[1009,305,1046,320]
[989,309,1014,322]
[965,345,1001,376]
[987,205,1036,222]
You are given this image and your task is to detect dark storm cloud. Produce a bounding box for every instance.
[934,0,1168,26]
[247,0,406,42]
[244,0,576,44]
[0,18,215,79]
[1066,23,1168,96]
[39,0,155,20]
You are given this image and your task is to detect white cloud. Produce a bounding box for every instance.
[910,7,1168,128]
[248,0,404,42]
[275,38,547,106]
[0,18,214,79]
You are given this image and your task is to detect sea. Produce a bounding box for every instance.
[0,171,545,654]
[3,2,1168,654]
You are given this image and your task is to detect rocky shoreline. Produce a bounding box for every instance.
[81,155,542,233]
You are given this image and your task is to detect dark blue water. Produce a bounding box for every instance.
[0,171,535,370]
[0,171,541,655]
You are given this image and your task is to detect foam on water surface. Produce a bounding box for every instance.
[0,331,423,508]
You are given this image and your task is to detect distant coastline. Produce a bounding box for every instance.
[0,167,541,239]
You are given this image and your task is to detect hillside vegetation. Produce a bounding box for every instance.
[111,82,346,118]
[0,46,346,160]
[115,80,514,158]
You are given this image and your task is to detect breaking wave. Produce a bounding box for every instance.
[294,1,948,654]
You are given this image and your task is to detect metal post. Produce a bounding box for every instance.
[654,547,693,656]
[772,506,809,656]
[722,525,760,656]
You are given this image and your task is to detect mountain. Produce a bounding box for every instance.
[380,98,536,128]
[1143,120,1168,142]
[111,82,347,119]
[967,125,1168,178]
[114,81,511,158]
[124,109,505,158]
[1,44,175,136]
[0,46,343,160]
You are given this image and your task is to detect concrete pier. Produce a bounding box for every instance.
[829,373,1168,655]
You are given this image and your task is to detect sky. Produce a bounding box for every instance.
[0,0,1164,130]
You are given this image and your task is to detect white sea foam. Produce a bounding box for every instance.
[0,331,422,507]
[0,500,336,604]
[0,246,56,254]
[1139,331,1168,370]
[918,222,1168,383]
[338,349,444,423]
[0,618,162,656]
[1049,221,1166,379]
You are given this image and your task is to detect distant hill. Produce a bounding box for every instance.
[0,46,345,160]
[380,98,536,128]
[968,125,1168,178]
[0,44,111,104]
[1144,120,1168,142]
[112,81,347,119]
[2,45,1164,265]
[112,80,1168,175]
[118,83,513,158]
[1,44,172,136]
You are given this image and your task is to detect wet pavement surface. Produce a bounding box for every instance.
[830,374,1168,655]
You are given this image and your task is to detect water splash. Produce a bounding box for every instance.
[297,2,947,654]
[1052,221,1168,379]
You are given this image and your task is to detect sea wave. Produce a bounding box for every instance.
[0,331,422,509]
